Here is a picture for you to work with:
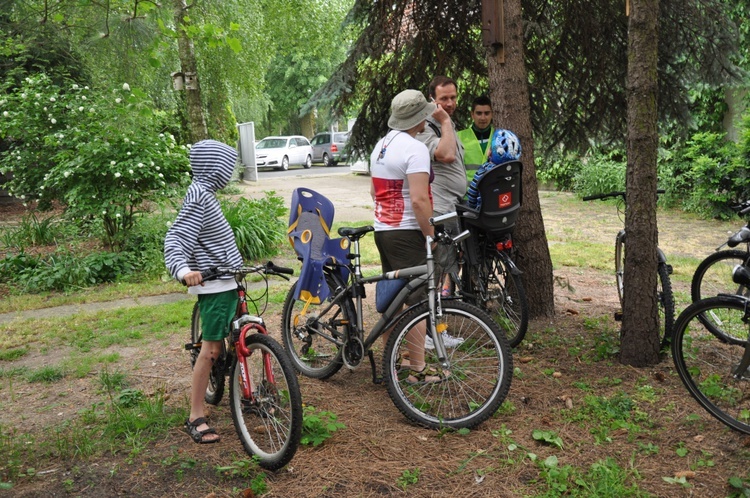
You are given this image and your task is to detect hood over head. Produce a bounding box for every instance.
[189,140,238,192]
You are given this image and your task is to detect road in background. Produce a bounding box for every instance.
[241,169,374,223]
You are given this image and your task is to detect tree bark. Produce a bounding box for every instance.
[487,0,555,318]
[621,0,661,366]
[173,0,208,143]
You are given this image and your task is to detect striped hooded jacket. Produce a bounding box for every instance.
[164,140,242,294]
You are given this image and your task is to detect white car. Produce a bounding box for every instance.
[255,135,313,171]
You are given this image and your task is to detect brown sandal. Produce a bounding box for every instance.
[184,417,220,444]
[405,366,449,385]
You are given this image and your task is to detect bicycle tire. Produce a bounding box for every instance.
[383,300,513,429]
[691,250,750,302]
[615,234,625,308]
[281,270,353,379]
[614,237,674,348]
[657,262,675,348]
[481,252,528,347]
[671,295,750,435]
[190,302,226,405]
[229,333,303,470]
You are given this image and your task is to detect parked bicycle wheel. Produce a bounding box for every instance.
[691,250,750,302]
[383,301,512,429]
[657,261,676,347]
[229,333,303,470]
[478,251,528,347]
[190,302,227,405]
[281,270,354,379]
[614,239,675,348]
[671,295,750,435]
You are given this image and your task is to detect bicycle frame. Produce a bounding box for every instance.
[294,214,470,370]
[298,233,450,365]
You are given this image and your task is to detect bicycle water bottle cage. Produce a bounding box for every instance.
[287,188,350,302]
[458,160,523,241]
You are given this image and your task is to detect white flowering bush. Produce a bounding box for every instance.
[0,73,190,247]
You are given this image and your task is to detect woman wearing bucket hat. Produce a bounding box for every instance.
[368,90,446,384]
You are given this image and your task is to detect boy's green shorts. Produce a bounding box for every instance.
[197,290,238,341]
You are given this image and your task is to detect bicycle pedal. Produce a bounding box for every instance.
[184,342,200,351]
[614,310,623,321]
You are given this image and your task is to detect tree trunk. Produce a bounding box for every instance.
[173,0,208,143]
[487,0,555,319]
[620,0,660,366]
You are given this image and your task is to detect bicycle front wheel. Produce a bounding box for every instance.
[480,252,528,347]
[190,302,226,405]
[671,296,750,435]
[229,334,303,470]
[383,301,513,429]
[691,250,750,302]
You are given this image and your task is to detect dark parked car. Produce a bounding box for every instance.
[310,131,349,167]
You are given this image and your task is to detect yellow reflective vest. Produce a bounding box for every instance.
[457,127,493,170]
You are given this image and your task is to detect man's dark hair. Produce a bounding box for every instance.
[428,76,457,99]
[472,95,492,111]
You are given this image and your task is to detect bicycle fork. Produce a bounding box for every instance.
[233,315,270,399]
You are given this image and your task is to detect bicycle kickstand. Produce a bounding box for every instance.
[368,350,384,385]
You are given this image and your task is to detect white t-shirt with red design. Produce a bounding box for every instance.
[370,131,432,231]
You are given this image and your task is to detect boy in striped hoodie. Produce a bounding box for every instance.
[164,139,242,444]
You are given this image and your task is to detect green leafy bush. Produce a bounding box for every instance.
[118,208,176,279]
[536,149,583,191]
[0,73,190,247]
[3,247,134,292]
[659,131,745,219]
[573,149,626,197]
[220,193,286,261]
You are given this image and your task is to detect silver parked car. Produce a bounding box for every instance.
[255,136,313,171]
[310,131,349,167]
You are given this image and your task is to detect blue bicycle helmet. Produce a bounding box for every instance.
[489,129,522,164]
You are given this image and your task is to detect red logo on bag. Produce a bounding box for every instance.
[498,192,512,208]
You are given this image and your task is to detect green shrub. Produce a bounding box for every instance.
[573,149,626,197]
[220,193,286,261]
[0,73,190,247]
[119,209,175,279]
[659,131,744,219]
[536,148,583,191]
[4,247,134,292]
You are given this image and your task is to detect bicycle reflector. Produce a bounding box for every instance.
[495,238,513,251]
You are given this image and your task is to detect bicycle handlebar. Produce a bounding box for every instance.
[181,261,293,285]
[430,212,458,225]
[730,201,750,216]
[582,189,665,202]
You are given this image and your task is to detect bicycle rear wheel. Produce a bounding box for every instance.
[190,302,226,405]
[691,250,750,302]
[229,334,303,470]
[383,301,512,429]
[479,251,528,347]
[281,270,353,379]
[657,261,675,347]
[671,296,750,435]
